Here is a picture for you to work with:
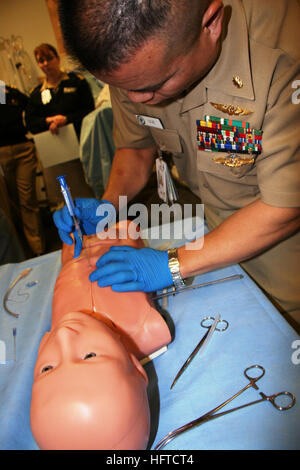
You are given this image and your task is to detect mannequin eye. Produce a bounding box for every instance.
[83,352,96,360]
[41,365,53,373]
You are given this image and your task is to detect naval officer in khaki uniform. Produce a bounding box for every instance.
[55,0,300,332]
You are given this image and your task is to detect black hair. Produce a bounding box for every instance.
[58,0,208,73]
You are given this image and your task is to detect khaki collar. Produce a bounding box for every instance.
[181,0,254,113]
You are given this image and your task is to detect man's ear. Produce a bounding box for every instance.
[129,353,149,386]
[202,0,224,41]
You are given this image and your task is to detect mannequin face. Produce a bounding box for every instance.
[31,312,150,450]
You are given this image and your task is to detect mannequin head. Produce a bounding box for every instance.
[30,227,171,449]
[31,312,150,450]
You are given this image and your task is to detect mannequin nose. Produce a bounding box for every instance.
[127,90,154,103]
[54,325,79,358]
[56,325,79,339]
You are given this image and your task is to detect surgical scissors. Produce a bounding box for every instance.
[154,365,295,450]
[170,315,229,389]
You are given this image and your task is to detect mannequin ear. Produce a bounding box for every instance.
[202,0,224,41]
[129,353,149,386]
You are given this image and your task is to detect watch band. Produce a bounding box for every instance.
[168,248,185,288]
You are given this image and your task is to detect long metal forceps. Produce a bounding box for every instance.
[154,365,296,450]
[152,274,243,300]
[170,315,229,389]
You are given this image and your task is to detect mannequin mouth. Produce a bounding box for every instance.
[54,320,83,335]
[56,311,117,331]
[81,309,118,330]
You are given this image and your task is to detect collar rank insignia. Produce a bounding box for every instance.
[232,76,243,88]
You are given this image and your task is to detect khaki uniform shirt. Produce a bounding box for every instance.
[109,0,300,328]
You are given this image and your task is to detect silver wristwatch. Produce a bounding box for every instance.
[168,248,185,288]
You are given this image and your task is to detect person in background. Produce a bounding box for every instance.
[0,172,24,265]
[26,43,94,139]
[0,85,44,256]
[0,208,24,265]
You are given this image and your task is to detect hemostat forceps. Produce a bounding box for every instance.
[154,365,295,450]
[170,315,229,389]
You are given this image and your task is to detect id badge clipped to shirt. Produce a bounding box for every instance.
[156,157,168,202]
[155,149,178,204]
[41,89,52,105]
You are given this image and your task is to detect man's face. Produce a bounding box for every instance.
[97,31,220,105]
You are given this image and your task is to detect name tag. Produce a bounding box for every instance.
[63,87,76,93]
[136,114,164,129]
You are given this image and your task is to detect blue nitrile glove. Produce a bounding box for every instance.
[89,245,173,292]
[53,197,115,257]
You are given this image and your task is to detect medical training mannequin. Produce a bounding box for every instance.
[30,222,171,450]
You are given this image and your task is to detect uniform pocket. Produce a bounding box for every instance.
[150,128,182,153]
[197,149,257,180]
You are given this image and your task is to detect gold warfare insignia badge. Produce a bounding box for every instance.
[213,154,255,167]
[210,102,253,116]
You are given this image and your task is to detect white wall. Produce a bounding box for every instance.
[0,0,58,78]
